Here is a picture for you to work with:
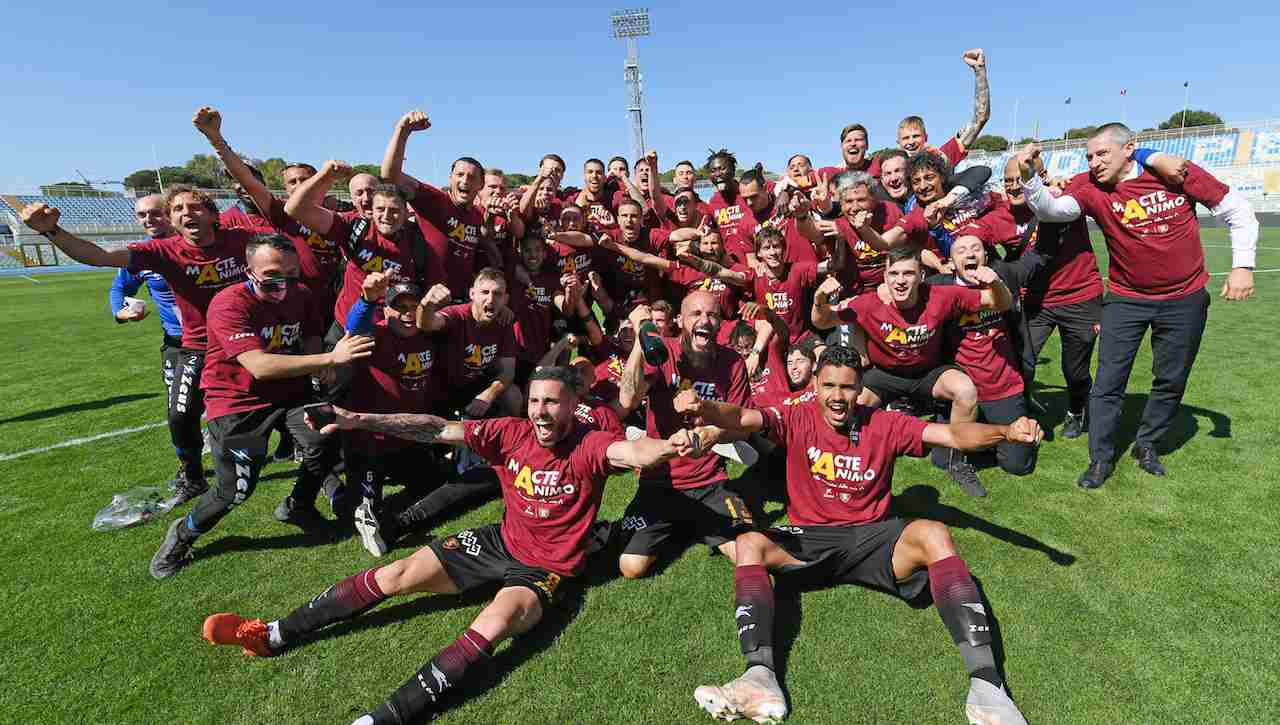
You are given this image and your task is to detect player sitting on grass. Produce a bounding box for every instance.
[677,345,1040,725]
[200,367,695,725]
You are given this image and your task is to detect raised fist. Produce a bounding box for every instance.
[851,208,871,230]
[970,265,999,286]
[20,202,60,233]
[816,276,843,300]
[739,301,762,321]
[962,48,986,69]
[192,106,222,136]
[1005,416,1043,445]
[398,110,431,133]
[423,283,452,307]
[325,159,353,178]
[1016,143,1042,181]
[362,272,390,301]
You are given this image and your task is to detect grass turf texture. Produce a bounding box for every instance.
[1,229,1277,724]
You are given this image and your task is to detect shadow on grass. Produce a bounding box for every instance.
[894,485,1076,567]
[1029,388,1231,457]
[0,392,158,424]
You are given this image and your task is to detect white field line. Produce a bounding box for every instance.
[21,275,42,284]
[1208,268,1280,275]
[0,421,167,463]
[1202,245,1280,250]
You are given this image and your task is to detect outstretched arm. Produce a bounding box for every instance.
[323,405,468,445]
[923,417,1041,451]
[19,204,130,267]
[193,106,274,218]
[599,237,673,271]
[606,432,682,470]
[675,253,749,286]
[955,49,990,148]
[674,394,766,433]
[382,110,431,192]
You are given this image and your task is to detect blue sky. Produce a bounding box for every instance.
[2,1,1278,191]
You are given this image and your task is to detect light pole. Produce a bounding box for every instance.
[611,8,651,165]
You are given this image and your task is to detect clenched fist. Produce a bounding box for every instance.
[398,110,431,133]
[423,283,452,307]
[1004,417,1043,445]
[362,272,390,301]
[962,48,986,69]
[192,106,222,136]
[20,202,60,233]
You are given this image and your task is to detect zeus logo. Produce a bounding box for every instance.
[230,448,252,505]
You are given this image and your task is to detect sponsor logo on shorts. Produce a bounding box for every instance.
[533,573,561,598]
[457,529,481,556]
[620,516,648,531]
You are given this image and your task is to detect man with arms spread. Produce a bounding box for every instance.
[1015,125,1258,487]
[680,346,1038,725]
[615,293,755,579]
[148,234,374,578]
[22,185,258,504]
[381,110,490,302]
[198,367,692,725]
[812,246,1013,496]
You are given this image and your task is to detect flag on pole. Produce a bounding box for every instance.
[1120,89,1127,96]
[1183,81,1190,87]
[1064,97,1072,104]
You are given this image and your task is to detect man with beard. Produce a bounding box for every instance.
[1016,127,1258,487]
[285,162,445,330]
[818,123,875,181]
[678,346,1038,725]
[662,186,706,232]
[194,107,345,330]
[924,234,1054,481]
[574,158,620,233]
[417,268,519,419]
[812,246,1012,496]
[596,198,671,314]
[615,293,755,579]
[519,154,566,225]
[380,110,488,302]
[22,186,261,503]
[199,367,694,725]
[729,165,825,270]
[818,171,904,292]
[146,234,375,578]
[748,226,837,347]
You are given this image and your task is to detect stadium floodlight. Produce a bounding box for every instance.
[611,8,650,164]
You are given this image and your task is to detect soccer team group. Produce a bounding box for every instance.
[19,48,1261,724]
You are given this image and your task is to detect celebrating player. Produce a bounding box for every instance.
[679,346,1038,725]
[198,367,691,724]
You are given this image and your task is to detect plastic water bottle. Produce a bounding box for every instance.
[637,320,668,366]
[92,487,179,532]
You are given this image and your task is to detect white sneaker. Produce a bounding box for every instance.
[712,440,759,467]
[353,499,388,557]
[965,678,1027,725]
[695,666,786,723]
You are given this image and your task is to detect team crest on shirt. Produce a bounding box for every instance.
[261,322,302,352]
[187,257,246,287]
[1111,191,1186,225]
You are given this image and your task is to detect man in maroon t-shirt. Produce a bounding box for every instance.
[614,292,755,580]
[23,185,257,502]
[417,268,520,418]
[572,157,620,234]
[1017,125,1258,487]
[749,226,831,347]
[380,110,491,302]
[198,367,693,725]
[143,234,375,579]
[508,233,565,387]
[812,246,1013,496]
[818,122,875,180]
[819,171,904,290]
[679,347,1039,725]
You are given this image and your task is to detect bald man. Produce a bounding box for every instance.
[615,293,757,580]
[349,173,379,220]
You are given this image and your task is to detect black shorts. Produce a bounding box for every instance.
[862,364,962,407]
[765,518,929,601]
[620,479,762,556]
[429,523,567,607]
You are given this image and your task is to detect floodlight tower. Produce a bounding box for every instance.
[611,8,651,164]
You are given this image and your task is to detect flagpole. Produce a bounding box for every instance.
[152,145,165,194]
[1011,98,1020,151]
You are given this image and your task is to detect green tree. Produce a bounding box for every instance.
[352,164,382,179]
[124,169,162,193]
[39,182,120,197]
[185,153,224,183]
[1014,137,1036,146]
[970,135,1011,153]
[255,157,287,189]
[1157,109,1223,130]
[1064,125,1099,140]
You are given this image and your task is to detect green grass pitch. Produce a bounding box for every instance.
[0,228,1277,723]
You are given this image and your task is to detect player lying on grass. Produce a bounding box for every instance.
[200,366,697,724]
[676,346,1041,725]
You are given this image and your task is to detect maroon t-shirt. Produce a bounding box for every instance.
[749,213,820,267]
[1064,162,1226,300]
[666,260,749,323]
[639,337,751,490]
[832,201,903,289]
[201,282,323,420]
[325,212,442,326]
[437,303,516,389]
[942,294,1024,402]
[510,267,562,364]
[345,322,443,453]
[751,261,818,345]
[836,286,983,377]
[410,183,486,301]
[761,401,927,526]
[241,197,344,324]
[464,418,622,576]
[574,395,624,435]
[587,339,627,403]
[707,189,759,265]
[748,329,791,407]
[127,229,252,350]
[600,227,668,310]
[963,202,1103,309]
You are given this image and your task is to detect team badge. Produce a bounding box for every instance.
[442,536,459,550]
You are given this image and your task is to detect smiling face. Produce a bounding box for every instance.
[451,160,483,205]
[839,184,876,221]
[673,192,698,225]
[708,157,735,191]
[246,244,299,303]
[349,174,379,219]
[1002,157,1025,206]
[910,164,946,205]
[384,294,421,338]
[897,123,927,156]
[787,348,814,388]
[884,255,923,307]
[169,192,216,246]
[879,156,909,201]
[949,235,988,285]
[698,231,725,261]
[520,236,548,273]
[527,378,577,447]
[757,233,786,272]
[674,162,696,189]
[560,205,585,232]
[479,172,506,206]
[787,156,813,184]
[680,291,722,356]
[842,128,869,167]
[372,192,406,236]
[814,363,862,430]
[135,195,172,238]
[584,161,605,194]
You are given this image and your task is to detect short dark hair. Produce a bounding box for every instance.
[608,156,629,172]
[908,151,952,182]
[839,123,868,143]
[729,321,757,347]
[284,163,318,176]
[815,345,864,374]
[739,165,767,188]
[541,153,566,170]
[584,158,605,170]
[787,154,812,167]
[753,225,786,254]
[886,244,923,267]
[372,183,405,204]
[617,198,643,215]
[879,149,909,165]
[651,299,674,316]
[246,233,298,259]
[528,366,579,397]
[788,344,816,364]
[452,157,484,174]
[675,160,696,171]
[164,184,220,220]
[706,148,737,171]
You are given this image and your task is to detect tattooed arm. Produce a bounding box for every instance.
[675,254,750,287]
[956,48,990,148]
[330,407,469,445]
[618,306,653,414]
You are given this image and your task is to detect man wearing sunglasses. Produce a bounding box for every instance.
[148,234,375,579]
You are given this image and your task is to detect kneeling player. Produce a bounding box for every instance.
[200,368,692,724]
[680,347,1038,724]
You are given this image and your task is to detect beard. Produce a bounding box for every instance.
[680,332,715,369]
